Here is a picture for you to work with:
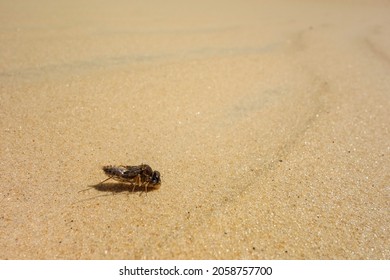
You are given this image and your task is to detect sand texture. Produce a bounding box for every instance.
[1,0,389,259]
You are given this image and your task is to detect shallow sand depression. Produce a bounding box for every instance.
[0,0,389,259]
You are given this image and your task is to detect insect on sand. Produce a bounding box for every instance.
[79,164,161,198]
[100,164,161,194]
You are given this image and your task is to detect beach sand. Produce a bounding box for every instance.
[0,0,389,259]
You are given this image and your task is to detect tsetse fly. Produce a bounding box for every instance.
[100,164,161,193]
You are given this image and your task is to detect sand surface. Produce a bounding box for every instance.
[1,0,389,259]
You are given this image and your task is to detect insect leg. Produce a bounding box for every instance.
[138,181,149,196]
[98,176,114,185]
[78,176,114,193]
[130,174,141,193]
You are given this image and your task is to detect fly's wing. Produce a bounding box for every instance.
[122,165,144,179]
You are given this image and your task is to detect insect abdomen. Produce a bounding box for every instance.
[102,165,126,177]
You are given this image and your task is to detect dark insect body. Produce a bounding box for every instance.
[101,164,161,193]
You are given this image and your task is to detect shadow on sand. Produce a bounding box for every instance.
[74,182,159,204]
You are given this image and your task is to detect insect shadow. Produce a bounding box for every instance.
[74,182,158,204]
[91,182,149,193]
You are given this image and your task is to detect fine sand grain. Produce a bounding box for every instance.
[0,0,389,259]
